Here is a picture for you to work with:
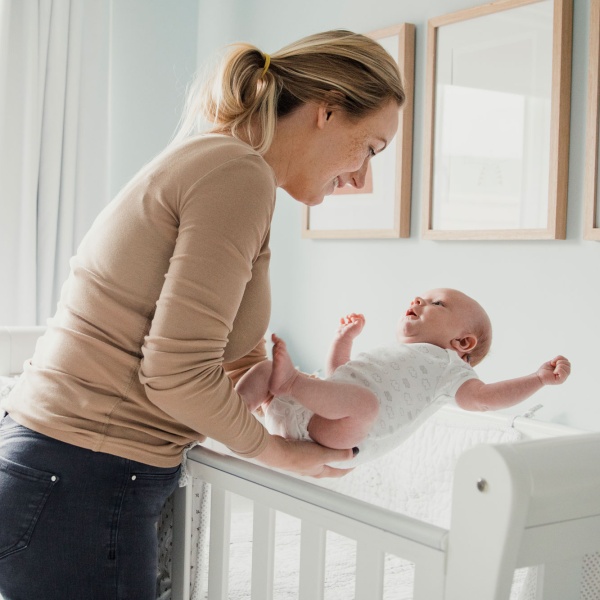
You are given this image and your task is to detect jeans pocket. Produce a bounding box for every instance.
[0,455,58,559]
[130,467,180,482]
[126,466,180,516]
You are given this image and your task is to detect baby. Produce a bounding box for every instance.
[237,288,571,467]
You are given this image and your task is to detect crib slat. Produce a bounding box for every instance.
[207,487,231,600]
[412,554,446,600]
[251,502,276,600]
[299,521,326,600]
[171,484,193,600]
[355,543,384,599]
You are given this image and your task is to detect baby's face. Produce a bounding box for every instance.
[396,288,478,349]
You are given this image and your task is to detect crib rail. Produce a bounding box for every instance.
[176,446,449,600]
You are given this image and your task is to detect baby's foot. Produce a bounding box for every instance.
[269,334,300,397]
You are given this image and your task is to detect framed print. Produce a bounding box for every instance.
[585,0,600,240]
[301,23,415,239]
[422,0,572,240]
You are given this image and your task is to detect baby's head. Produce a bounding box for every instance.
[396,288,492,366]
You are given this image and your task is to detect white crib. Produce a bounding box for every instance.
[2,327,600,600]
[170,411,600,600]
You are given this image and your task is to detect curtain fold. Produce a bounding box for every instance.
[0,0,110,326]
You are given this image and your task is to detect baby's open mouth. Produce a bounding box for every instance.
[405,309,417,317]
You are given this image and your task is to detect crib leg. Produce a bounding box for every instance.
[445,445,530,600]
[171,484,193,600]
[535,557,582,600]
[355,545,384,599]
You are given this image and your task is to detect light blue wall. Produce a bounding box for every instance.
[109,0,198,197]
[110,0,599,431]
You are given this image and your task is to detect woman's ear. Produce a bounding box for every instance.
[317,91,346,128]
[316,103,331,129]
[450,334,478,354]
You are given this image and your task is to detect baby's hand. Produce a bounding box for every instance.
[537,355,571,386]
[337,313,365,341]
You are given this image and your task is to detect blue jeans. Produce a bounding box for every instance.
[0,415,180,600]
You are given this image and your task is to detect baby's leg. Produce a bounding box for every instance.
[270,334,379,449]
[236,360,273,412]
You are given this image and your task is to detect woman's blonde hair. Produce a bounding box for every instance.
[175,30,405,153]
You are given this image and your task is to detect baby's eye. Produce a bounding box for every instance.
[432,301,444,306]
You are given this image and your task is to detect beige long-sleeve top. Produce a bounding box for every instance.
[3,135,275,467]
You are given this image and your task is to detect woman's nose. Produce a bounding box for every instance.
[349,159,369,189]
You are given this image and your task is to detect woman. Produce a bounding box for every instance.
[0,30,404,598]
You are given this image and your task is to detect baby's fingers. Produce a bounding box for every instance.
[551,356,571,382]
[341,313,363,322]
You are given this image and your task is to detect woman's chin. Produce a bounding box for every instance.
[282,184,327,206]
[297,192,326,206]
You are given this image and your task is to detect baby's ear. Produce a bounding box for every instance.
[451,334,478,354]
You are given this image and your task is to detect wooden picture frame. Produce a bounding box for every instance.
[301,23,415,239]
[585,0,600,240]
[422,0,572,240]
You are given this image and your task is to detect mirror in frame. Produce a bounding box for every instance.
[422,0,573,240]
[302,23,415,239]
[585,0,600,240]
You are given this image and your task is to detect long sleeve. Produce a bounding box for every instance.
[138,149,275,456]
[224,338,268,386]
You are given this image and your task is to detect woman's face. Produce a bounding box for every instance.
[280,100,400,206]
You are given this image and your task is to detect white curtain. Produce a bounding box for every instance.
[0,0,110,326]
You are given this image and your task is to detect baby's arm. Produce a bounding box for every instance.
[455,355,571,412]
[325,313,365,376]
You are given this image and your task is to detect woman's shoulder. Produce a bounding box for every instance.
[156,134,275,188]
[172,134,264,166]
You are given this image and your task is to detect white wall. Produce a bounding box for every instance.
[109,0,598,432]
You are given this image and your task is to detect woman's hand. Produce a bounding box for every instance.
[253,434,354,478]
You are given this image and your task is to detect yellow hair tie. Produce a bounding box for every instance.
[261,53,271,77]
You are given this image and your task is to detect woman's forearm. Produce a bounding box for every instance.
[250,433,354,478]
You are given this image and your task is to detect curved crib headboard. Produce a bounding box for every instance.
[0,326,46,376]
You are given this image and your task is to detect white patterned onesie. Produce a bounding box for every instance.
[264,343,478,467]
